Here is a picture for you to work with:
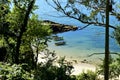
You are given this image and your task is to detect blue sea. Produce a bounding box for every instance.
[35,0,120,61]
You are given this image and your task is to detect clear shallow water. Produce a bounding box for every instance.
[35,0,120,59]
[48,27,120,58]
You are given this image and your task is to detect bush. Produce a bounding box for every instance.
[34,57,74,80]
[97,55,120,79]
[76,70,98,80]
[0,62,34,80]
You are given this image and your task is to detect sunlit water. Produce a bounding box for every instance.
[35,0,120,62]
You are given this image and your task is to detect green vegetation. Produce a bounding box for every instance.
[76,70,98,80]
[97,55,120,80]
[0,0,120,80]
[0,63,34,80]
[114,26,120,45]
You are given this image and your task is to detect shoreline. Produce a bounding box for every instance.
[72,62,96,75]
[38,52,99,75]
[63,57,98,75]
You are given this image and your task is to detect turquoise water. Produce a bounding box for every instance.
[35,0,120,59]
[48,27,120,58]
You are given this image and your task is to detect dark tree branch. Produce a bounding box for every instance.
[14,0,35,64]
[78,24,90,30]
[0,31,17,37]
[13,0,27,11]
[59,8,116,30]
[46,0,117,30]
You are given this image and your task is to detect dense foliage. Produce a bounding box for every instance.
[0,63,34,80]
[0,50,74,80]
[0,0,52,64]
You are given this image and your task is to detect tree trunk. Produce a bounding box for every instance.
[14,0,35,64]
[35,47,39,67]
[104,0,110,80]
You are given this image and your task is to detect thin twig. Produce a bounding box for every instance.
[87,52,120,57]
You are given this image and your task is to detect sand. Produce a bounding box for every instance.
[37,53,97,75]
[71,62,96,75]
[37,53,120,80]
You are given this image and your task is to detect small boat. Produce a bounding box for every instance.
[52,35,58,38]
[53,36,63,41]
[52,35,64,41]
[55,41,66,46]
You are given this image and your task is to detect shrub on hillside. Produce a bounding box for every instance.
[76,70,99,80]
[0,62,34,80]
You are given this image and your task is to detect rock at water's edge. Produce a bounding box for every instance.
[43,20,78,33]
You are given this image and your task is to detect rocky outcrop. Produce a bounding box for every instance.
[43,20,78,33]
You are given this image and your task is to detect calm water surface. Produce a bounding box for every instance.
[35,0,120,60]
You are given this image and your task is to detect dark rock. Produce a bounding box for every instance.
[43,20,78,33]
[81,59,88,63]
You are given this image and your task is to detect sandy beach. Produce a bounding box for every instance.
[38,53,97,75]
[61,56,97,75]
[71,62,96,75]
[63,57,97,75]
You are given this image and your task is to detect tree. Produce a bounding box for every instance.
[104,0,110,80]
[0,0,52,66]
[13,0,35,64]
[0,0,36,63]
[0,0,12,62]
[19,14,52,67]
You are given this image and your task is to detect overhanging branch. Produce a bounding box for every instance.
[45,0,117,30]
